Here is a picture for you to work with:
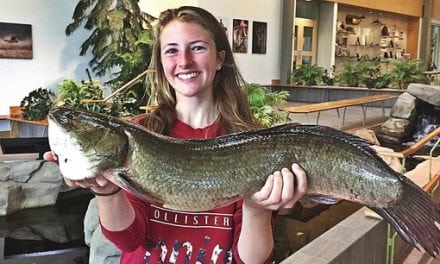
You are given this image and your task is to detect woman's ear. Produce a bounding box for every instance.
[217,50,226,65]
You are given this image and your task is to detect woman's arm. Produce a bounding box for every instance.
[237,164,307,263]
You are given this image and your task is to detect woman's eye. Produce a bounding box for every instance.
[164,48,178,55]
[192,45,206,52]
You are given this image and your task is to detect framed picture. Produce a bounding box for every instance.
[0,22,33,59]
[232,19,248,53]
[252,21,267,54]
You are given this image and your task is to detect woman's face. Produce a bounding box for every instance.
[160,20,223,100]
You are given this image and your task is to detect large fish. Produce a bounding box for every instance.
[47,106,440,257]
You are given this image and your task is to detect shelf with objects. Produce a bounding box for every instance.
[334,5,412,74]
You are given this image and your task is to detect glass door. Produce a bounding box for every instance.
[292,18,317,70]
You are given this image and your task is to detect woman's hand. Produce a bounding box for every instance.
[43,151,119,195]
[245,163,307,211]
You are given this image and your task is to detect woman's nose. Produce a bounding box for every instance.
[178,50,193,68]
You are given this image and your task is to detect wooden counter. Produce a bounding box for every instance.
[1,106,48,138]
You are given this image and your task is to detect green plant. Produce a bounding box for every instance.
[66,0,155,113]
[336,61,371,87]
[20,88,55,121]
[246,83,289,127]
[56,79,110,114]
[362,62,391,89]
[290,64,324,86]
[389,59,429,89]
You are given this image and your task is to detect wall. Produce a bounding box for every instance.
[0,0,283,120]
[325,0,423,17]
[198,0,283,84]
[317,2,337,69]
[143,0,284,84]
[0,0,96,130]
[433,0,440,20]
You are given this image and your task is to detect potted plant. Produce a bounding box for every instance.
[246,83,289,127]
[20,87,55,121]
[336,61,371,87]
[290,64,325,86]
[389,59,429,89]
[362,62,392,89]
[56,79,111,114]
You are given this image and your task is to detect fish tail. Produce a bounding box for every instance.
[371,176,440,257]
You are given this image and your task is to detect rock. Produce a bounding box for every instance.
[390,92,417,120]
[379,117,412,140]
[84,198,121,263]
[407,83,440,106]
[0,160,65,216]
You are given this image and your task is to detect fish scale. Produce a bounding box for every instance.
[48,106,440,257]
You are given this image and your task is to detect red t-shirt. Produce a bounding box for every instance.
[101,117,273,263]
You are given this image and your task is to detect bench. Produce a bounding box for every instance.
[280,94,398,128]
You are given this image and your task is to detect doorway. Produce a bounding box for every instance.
[292,18,317,70]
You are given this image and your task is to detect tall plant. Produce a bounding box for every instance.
[290,64,324,86]
[247,83,289,127]
[389,59,429,89]
[66,0,156,113]
[336,61,371,87]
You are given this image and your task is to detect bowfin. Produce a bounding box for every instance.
[103,168,164,206]
[304,194,342,205]
[369,176,440,257]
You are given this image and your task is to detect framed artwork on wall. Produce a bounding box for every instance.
[0,22,33,59]
[252,21,267,54]
[232,19,248,53]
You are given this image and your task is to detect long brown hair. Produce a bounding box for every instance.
[145,6,259,134]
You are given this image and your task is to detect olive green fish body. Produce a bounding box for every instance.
[122,125,402,211]
[48,107,440,257]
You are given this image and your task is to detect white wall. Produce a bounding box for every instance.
[141,0,284,84]
[0,0,97,118]
[198,0,283,84]
[0,0,284,122]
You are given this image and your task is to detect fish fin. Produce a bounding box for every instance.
[304,194,342,205]
[369,176,440,257]
[103,168,164,206]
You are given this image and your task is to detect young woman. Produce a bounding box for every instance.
[47,6,307,264]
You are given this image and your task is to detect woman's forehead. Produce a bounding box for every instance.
[160,20,215,45]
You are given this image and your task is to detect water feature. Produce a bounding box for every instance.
[0,190,93,263]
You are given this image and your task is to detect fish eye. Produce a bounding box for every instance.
[64,158,68,163]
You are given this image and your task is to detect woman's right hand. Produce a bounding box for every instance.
[43,151,120,195]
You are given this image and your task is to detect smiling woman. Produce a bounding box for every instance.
[46,6,307,264]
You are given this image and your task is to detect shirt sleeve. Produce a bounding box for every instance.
[100,191,150,252]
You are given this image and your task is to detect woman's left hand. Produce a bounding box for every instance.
[245,163,307,211]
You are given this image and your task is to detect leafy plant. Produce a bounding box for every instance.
[389,59,429,89]
[336,61,371,87]
[362,62,391,89]
[291,64,324,86]
[20,88,55,121]
[65,0,155,113]
[56,79,110,114]
[247,83,289,127]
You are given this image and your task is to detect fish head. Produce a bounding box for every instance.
[48,106,128,180]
